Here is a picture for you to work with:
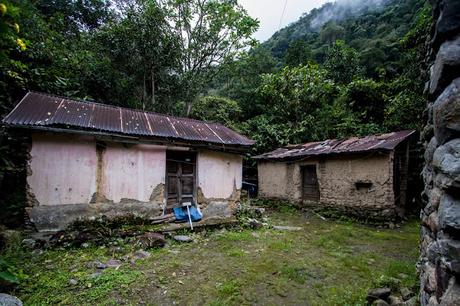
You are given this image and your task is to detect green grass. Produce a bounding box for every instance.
[1,209,420,306]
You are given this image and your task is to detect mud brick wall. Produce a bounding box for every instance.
[419,0,460,304]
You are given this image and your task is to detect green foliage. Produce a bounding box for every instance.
[190,95,242,130]
[284,40,312,67]
[324,40,363,84]
[211,45,276,119]
[0,257,19,284]
[164,0,259,114]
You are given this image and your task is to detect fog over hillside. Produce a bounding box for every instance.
[310,0,391,28]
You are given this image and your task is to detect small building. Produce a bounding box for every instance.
[254,131,415,220]
[2,92,254,231]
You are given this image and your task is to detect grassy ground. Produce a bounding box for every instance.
[2,209,419,305]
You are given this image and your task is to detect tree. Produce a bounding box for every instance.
[190,95,242,130]
[161,0,258,114]
[284,40,312,67]
[211,45,276,119]
[248,63,340,152]
[324,40,362,84]
[319,22,345,45]
[338,78,388,125]
[97,1,180,111]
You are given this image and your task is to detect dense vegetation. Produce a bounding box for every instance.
[210,0,431,152]
[0,0,431,226]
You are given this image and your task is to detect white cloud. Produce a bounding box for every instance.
[238,0,331,42]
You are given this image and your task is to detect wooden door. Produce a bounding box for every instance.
[302,165,319,202]
[165,151,196,213]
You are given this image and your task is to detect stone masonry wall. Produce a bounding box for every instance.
[419,0,460,304]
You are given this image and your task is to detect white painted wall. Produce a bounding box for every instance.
[197,150,243,199]
[101,143,166,202]
[29,133,97,205]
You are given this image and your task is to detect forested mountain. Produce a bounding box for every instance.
[210,0,431,152]
[263,0,426,77]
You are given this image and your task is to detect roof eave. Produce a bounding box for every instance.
[3,124,253,154]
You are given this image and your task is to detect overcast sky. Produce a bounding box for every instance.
[238,0,331,42]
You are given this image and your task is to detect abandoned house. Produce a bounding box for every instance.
[2,92,254,231]
[254,130,416,220]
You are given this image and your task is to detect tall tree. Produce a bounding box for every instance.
[97,0,180,111]
[162,0,258,114]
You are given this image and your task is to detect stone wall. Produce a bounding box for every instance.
[419,0,460,304]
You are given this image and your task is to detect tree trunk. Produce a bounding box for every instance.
[151,67,155,110]
[142,71,147,110]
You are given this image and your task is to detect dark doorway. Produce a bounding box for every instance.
[302,165,320,202]
[165,151,196,214]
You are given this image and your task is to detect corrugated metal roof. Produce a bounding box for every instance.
[254,130,415,160]
[2,92,254,147]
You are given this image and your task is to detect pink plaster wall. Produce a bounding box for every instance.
[197,150,243,199]
[29,133,97,205]
[29,132,241,206]
[101,143,166,203]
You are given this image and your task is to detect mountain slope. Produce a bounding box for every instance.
[262,0,426,76]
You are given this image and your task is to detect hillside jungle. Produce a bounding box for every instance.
[0,0,430,224]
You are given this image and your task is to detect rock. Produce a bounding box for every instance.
[439,277,460,306]
[367,288,392,303]
[430,38,460,97]
[425,137,438,165]
[253,207,265,218]
[400,287,413,301]
[433,139,460,190]
[433,0,460,44]
[246,218,263,229]
[437,239,460,274]
[388,222,396,229]
[427,212,439,234]
[433,79,460,144]
[398,273,408,280]
[106,259,122,268]
[90,271,102,279]
[388,295,403,305]
[173,235,193,243]
[81,242,90,248]
[135,232,166,249]
[0,293,22,306]
[403,296,418,306]
[133,250,151,259]
[21,238,36,249]
[272,225,302,231]
[372,299,390,306]
[438,193,460,232]
[96,262,107,269]
[86,261,107,269]
[68,278,78,286]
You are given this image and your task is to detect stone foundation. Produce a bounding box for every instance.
[419,0,460,304]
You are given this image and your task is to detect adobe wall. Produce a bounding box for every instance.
[196,150,243,218]
[258,153,396,219]
[100,143,166,203]
[28,133,98,206]
[26,132,243,230]
[419,0,460,304]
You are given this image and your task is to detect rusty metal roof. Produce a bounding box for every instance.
[254,130,415,160]
[2,92,254,147]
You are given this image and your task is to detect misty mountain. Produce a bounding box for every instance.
[263,0,426,76]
